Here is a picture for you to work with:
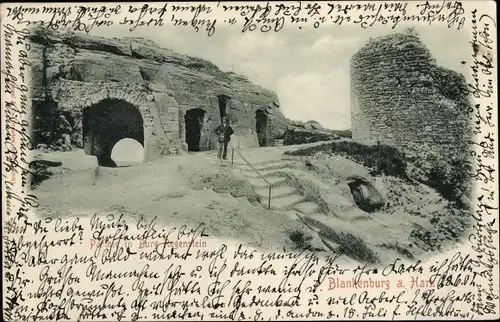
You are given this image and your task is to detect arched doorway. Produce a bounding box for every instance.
[83,98,144,167]
[255,109,268,147]
[185,108,206,152]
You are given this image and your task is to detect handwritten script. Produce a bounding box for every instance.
[4,1,467,36]
[466,7,499,318]
[1,1,498,321]
[3,211,488,321]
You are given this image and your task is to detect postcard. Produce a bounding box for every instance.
[1,1,498,321]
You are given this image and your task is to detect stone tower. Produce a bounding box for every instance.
[350,31,472,161]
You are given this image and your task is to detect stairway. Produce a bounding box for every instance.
[230,149,363,266]
[206,189,253,207]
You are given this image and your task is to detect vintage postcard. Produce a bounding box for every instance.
[1,0,498,321]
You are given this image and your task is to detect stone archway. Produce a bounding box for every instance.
[185,108,207,152]
[83,98,145,167]
[79,89,155,166]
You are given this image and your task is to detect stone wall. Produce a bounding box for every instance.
[350,31,472,161]
[28,28,288,163]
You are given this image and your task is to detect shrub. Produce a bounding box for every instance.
[412,151,471,206]
[286,227,314,251]
[30,160,60,188]
[378,243,415,260]
[301,216,379,263]
[410,213,469,251]
[371,143,407,178]
[286,141,408,179]
[287,140,470,206]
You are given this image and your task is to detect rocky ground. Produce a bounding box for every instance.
[31,140,468,266]
[285,146,471,255]
[33,150,295,250]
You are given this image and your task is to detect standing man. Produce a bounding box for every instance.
[214,116,234,160]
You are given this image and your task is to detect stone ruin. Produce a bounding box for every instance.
[350,30,472,163]
[29,28,289,166]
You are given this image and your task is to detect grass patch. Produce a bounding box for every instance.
[301,216,379,264]
[180,165,259,203]
[378,243,415,260]
[286,226,314,251]
[410,210,470,251]
[286,141,407,179]
[408,153,472,208]
[30,160,61,188]
[286,140,470,207]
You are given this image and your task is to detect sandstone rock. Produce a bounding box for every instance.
[68,33,132,57]
[31,29,133,57]
[28,28,291,164]
[71,50,143,83]
[346,175,384,213]
[283,126,338,145]
[130,39,170,62]
[305,120,323,130]
[268,116,288,139]
[147,82,170,93]
[138,62,173,85]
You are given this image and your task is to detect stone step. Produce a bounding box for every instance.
[256,185,296,199]
[247,175,287,188]
[262,194,305,210]
[293,201,320,214]
[207,190,233,203]
[216,192,254,207]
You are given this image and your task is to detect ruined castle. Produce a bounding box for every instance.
[350,31,472,161]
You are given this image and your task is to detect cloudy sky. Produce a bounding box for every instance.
[90,23,470,130]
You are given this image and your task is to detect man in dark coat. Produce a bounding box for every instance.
[214,117,234,160]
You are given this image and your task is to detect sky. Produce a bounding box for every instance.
[89,23,470,130]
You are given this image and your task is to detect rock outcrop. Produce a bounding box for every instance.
[283,120,339,145]
[346,175,384,213]
[29,28,288,165]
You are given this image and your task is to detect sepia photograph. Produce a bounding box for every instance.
[2,1,498,321]
[28,21,474,265]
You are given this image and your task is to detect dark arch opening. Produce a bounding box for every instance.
[83,98,144,167]
[185,108,206,152]
[256,109,268,147]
